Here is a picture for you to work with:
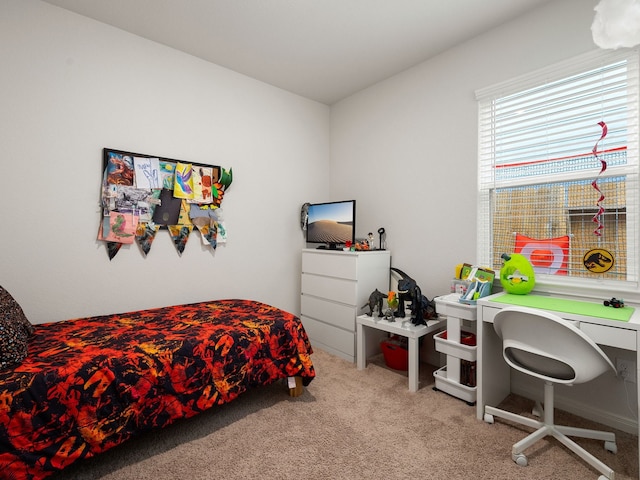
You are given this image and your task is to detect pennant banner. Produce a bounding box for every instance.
[196,223,218,250]
[106,241,122,261]
[135,223,160,256]
[99,148,232,259]
[168,225,193,256]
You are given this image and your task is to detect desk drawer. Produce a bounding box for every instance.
[579,322,637,351]
[481,305,501,323]
[482,304,636,351]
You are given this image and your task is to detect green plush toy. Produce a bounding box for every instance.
[499,253,535,295]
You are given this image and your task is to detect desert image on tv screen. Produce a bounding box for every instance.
[307,202,353,243]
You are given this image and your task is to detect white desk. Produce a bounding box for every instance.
[477,292,640,474]
[356,314,445,392]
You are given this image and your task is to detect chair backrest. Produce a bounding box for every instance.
[493,306,616,385]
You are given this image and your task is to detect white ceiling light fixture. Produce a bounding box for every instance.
[592,0,640,49]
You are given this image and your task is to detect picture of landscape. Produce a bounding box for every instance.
[306,201,354,244]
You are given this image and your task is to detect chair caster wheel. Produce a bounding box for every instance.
[532,401,543,418]
[483,413,494,424]
[604,441,617,454]
[512,453,528,467]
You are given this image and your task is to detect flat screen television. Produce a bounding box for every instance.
[306,200,356,249]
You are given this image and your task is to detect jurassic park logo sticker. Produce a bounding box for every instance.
[583,248,614,274]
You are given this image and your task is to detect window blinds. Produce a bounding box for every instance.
[476,48,639,286]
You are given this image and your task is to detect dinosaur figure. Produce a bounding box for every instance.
[390,267,435,325]
[362,289,387,317]
[414,292,437,321]
[384,291,400,320]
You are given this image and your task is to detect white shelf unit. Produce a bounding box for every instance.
[356,314,445,392]
[433,294,478,404]
[300,248,391,362]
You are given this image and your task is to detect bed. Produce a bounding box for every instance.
[0,287,315,480]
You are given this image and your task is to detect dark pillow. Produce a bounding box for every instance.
[0,286,35,370]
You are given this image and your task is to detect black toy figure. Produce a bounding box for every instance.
[363,289,387,317]
[604,297,624,308]
[390,268,436,325]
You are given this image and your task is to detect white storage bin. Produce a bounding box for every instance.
[435,294,478,321]
[434,330,477,362]
[434,366,477,404]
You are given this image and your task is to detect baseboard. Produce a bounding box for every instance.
[310,341,354,363]
[512,381,638,435]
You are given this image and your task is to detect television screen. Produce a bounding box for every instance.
[306,200,356,247]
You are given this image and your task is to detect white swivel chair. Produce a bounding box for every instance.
[483,306,618,480]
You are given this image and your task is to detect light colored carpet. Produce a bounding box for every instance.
[53,348,638,479]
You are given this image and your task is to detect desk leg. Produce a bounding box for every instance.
[408,336,419,392]
[356,322,366,370]
[636,333,640,476]
[477,319,511,420]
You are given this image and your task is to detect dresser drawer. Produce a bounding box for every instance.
[302,251,358,280]
[301,295,356,330]
[301,315,355,357]
[301,273,357,305]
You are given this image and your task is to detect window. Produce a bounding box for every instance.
[476,49,639,294]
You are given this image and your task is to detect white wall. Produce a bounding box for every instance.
[331,0,638,433]
[2,0,635,431]
[0,0,330,323]
[331,0,599,299]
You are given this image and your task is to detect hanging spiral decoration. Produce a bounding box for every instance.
[591,121,608,236]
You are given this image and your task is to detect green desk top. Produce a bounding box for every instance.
[489,293,634,322]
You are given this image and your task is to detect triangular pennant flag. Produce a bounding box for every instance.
[98,217,123,260]
[106,241,122,260]
[196,223,217,250]
[168,225,193,255]
[178,200,192,225]
[135,223,160,256]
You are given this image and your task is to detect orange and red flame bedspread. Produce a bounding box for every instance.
[0,299,315,479]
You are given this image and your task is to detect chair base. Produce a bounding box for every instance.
[484,383,617,479]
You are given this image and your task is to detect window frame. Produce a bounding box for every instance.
[476,48,640,300]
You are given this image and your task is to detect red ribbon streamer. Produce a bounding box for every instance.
[591,121,608,236]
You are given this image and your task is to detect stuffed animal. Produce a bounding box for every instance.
[499,253,535,295]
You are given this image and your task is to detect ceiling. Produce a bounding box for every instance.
[41,0,554,104]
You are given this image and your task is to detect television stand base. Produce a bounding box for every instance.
[316,244,339,250]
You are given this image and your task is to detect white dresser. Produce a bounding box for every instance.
[300,248,391,362]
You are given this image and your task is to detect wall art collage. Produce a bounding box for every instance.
[98,148,233,260]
